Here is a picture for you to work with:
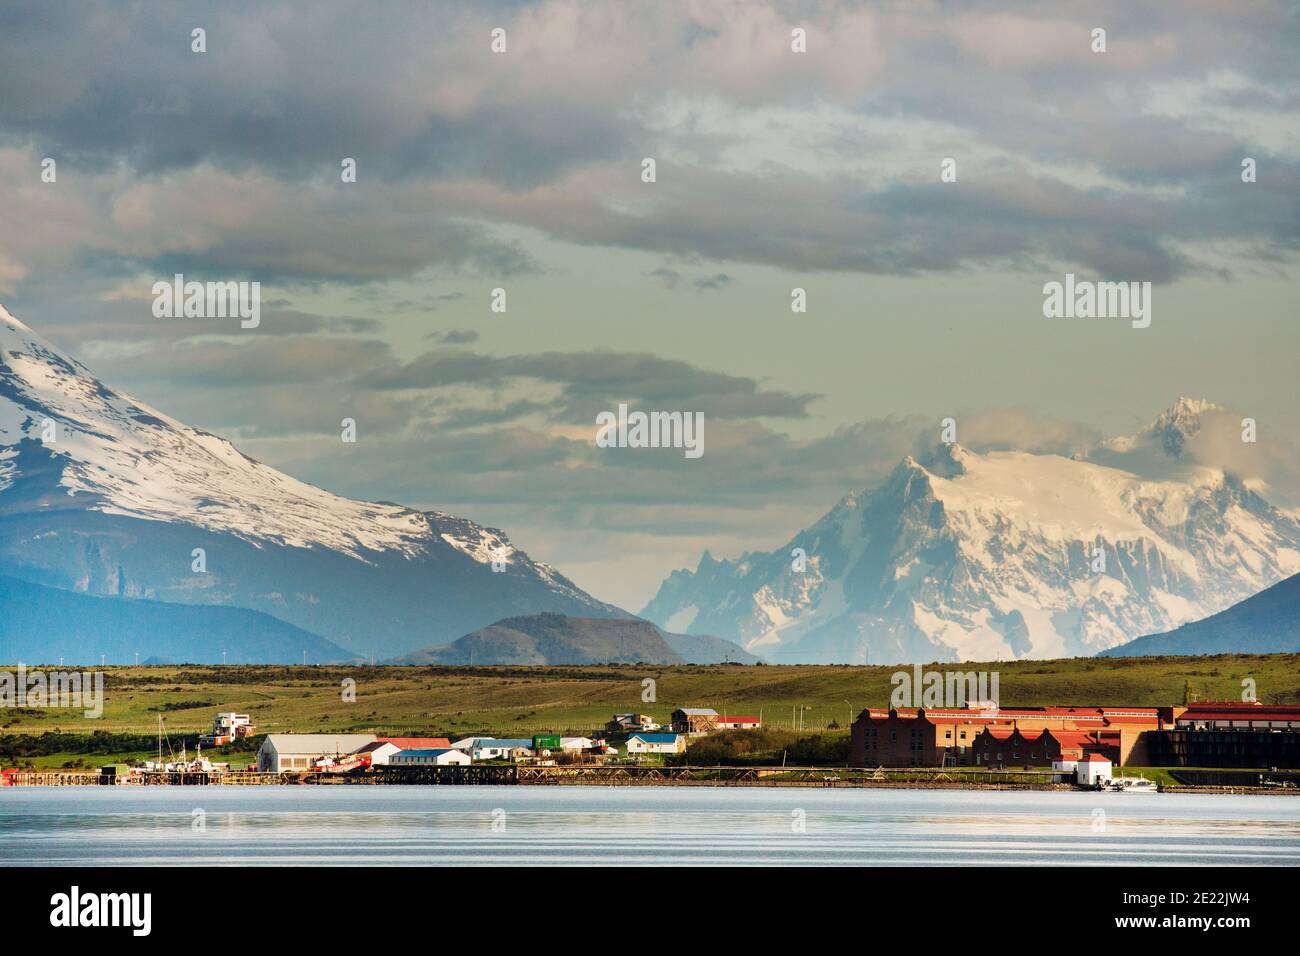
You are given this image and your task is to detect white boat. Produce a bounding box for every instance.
[1107,776,1159,792]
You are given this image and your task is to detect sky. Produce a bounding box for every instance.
[1,0,1298,610]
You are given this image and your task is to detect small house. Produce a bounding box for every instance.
[471,738,534,761]
[606,714,660,734]
[626,732,686,754]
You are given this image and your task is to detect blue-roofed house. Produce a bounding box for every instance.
[626,732,685,754]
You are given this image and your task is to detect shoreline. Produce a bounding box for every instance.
[3,767,1296,795]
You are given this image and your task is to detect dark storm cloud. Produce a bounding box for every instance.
[361,348,821,420]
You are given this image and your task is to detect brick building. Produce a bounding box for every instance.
[971,727,1120,767]
[850,704,1166,768]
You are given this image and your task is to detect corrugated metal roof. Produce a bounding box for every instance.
[675,708,718,716]
[263,734,376,754]
[630,733,681,743]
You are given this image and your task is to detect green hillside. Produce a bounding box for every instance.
[2,654,1295,758]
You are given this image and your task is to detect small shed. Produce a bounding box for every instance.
[670,708,719,736]
[1077,752,1113,786]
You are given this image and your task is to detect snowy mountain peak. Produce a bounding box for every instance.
[2,304,475,560]
[1,302,32,334]
[1,307,622,657]
[642,424,1300,664]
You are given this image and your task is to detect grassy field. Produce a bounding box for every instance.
[2,653,1296,767]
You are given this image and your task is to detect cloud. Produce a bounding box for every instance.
[694,273,732,291]
[426,329,479,344]
[361,348,821,421]
[1091,401,1300,506]
[914,407,1101,459]
[1,1,1297,294]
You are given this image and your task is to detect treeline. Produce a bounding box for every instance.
[0,730,265,764]
[666,728,852,767]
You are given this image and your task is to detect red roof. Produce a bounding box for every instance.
[1179,710,1300,722]
[380,737,452,750]
[1080,753,1112,762]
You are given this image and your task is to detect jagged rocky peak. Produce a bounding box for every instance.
[641,412,1300,664]
[1151,396,1223,458]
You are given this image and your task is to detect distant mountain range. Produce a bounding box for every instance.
[0,574,352,664]
[389,612,761,665]
[1101,572,1300,657]
[642,399,1300,664]
[5,303,1298,668]
[0,304,628,662]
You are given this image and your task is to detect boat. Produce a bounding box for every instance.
[1107,776,1159,792]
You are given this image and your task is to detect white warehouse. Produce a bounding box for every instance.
[256,734,377,772]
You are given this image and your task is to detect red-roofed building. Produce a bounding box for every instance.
[1172,702,1300,731]
[380,737,452,750]
[716,715,761,730]
[851,703,1165,767]
[971,727,1119,768]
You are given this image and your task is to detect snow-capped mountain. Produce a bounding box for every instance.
[642,406,1300,664]
[0,304,626,659]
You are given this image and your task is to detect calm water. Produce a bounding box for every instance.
[1,786,1297,866]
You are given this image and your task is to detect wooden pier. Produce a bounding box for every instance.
[2,770,104,787]
[2,764,1065,789]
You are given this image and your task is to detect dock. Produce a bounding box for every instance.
[2,765,1066,788]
